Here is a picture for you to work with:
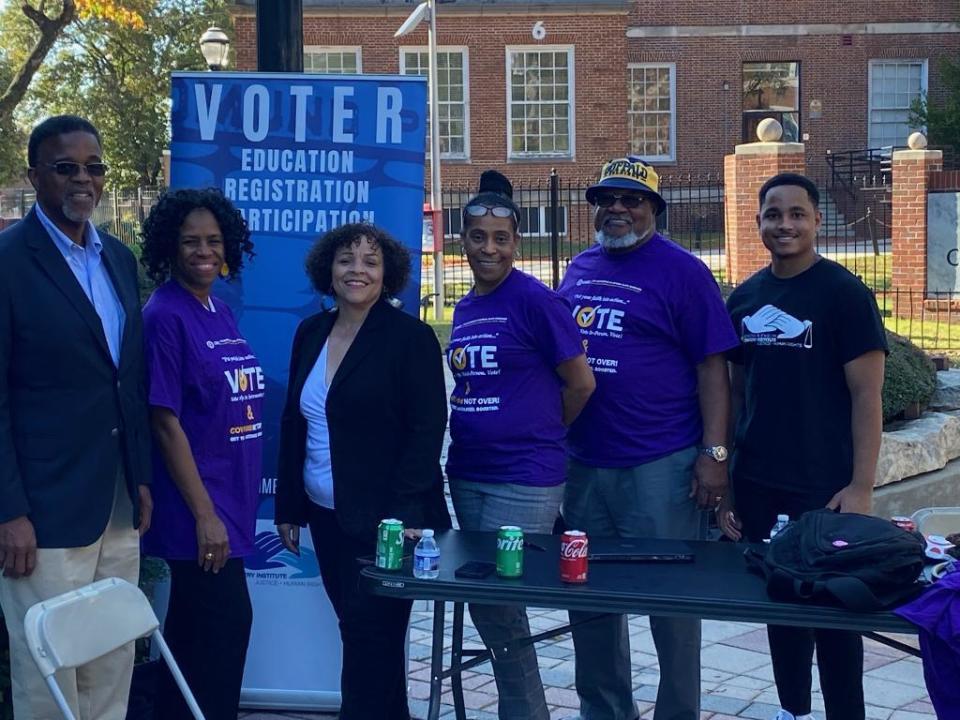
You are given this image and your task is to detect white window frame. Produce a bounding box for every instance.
[867,59,928,148]
[627,62,677,162]
[399,46,471,161]
[303,46,362,74]
[518,206,568,237]
[505,45,576,160]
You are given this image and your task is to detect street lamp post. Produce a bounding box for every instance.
[396,0,445,321]
[199,26,230,71]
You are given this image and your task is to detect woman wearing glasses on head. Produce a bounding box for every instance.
[445,170,595,720]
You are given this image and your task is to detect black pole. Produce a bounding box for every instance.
[256,0,303,72]
[549,169,560,289]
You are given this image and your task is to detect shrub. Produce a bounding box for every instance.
[883,331,937,423]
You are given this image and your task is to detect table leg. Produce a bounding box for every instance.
[428,600,446,720]
[452,602,467,720]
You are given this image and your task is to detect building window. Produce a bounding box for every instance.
[443,206,463,239]
[400,48,470,159]
[303,47,361,74]
[507,47,575,159]
[868,60,927,148]
[628,64,676,162]
[742,62,800,142]
[518,206,568,237]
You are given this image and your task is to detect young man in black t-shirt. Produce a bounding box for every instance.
[723,173,888,720]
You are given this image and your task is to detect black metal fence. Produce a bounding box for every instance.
[430,171,726,304]
[5,164,960,351]
[0,187,159,246]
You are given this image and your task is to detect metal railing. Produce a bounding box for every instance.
[0,187,161,246]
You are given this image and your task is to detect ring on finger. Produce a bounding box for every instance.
[204,552,214,560]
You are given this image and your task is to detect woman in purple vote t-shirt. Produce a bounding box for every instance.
[140,188,260,720]
[446,170,595,720]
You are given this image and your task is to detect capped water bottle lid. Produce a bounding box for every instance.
[422,529,434,537]
[776,514,789,522]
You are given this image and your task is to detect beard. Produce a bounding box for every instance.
[596,229,641,250]
[62,201,94,224]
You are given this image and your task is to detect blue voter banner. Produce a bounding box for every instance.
[169,71,427,710]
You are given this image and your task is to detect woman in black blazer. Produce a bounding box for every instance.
[276,222,450,720]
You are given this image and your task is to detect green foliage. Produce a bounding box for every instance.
[882,331,937,423]
[6,0,230,187]
[910,55,960,154]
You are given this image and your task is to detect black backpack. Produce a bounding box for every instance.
[744,509,926,612]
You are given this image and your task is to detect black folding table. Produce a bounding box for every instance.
[360,530,919,720]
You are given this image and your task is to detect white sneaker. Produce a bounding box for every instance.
[773,712,817,720]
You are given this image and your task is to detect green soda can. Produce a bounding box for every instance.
[376,518,405,570]
[496,526,524,578]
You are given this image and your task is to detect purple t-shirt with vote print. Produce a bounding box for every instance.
[141,281,264,560]
[558,235,738,468]
[445,269,583,487]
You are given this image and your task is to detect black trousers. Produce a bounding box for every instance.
[155,557,253,720]
[734,477,865,720]
[308,504,413,720]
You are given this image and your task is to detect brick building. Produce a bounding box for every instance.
[230,0,959,185]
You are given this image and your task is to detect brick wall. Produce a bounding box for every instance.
[631,0,957,25]
[891,149,943,315]
[724,146,806,284]
[233,11,627,187]
[230,2,960,181]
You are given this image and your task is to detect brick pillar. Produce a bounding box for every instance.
[891,144,943,317]
[724,138,805,284]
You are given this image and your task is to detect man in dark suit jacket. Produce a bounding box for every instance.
[0,115,152,720]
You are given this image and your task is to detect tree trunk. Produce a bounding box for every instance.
[0,1,77,125]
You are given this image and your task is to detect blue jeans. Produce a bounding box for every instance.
[449,479,564,720]
[564,447,705,720]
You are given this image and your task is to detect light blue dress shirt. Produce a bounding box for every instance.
[34,204,126,367]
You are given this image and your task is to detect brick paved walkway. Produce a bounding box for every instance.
[240,607,932,720]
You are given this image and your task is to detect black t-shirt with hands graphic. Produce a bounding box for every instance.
[726,258,888,495]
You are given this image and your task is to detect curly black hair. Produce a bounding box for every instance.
[305,223,411,297]
[140,188,254,285]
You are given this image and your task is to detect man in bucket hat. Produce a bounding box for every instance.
[557,157,738,720]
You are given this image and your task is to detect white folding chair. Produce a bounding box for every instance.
[23,576,205,720]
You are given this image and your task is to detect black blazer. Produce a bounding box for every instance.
[276,299,451,541]
[0,209,151,547]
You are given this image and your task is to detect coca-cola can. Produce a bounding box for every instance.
[891,516,917,533]
[560,530,589,583]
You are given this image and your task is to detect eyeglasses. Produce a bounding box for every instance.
[464,204,516,220]
[592,192,647,209]
[33,161,109,178]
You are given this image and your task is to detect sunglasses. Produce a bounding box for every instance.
[592,192,647,209]
[35,161,109,178]
[464,204,517,220]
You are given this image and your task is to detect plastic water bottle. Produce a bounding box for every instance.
[413,529,440,579]
[769,514,791,541]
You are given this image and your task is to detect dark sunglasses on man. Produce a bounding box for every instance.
[591,192,649,209]
[33,161,109,178]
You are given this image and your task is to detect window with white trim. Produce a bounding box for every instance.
[868,59,927,148]
[400,48,470,159]
[628,64,676,161]
[303,47,361,74]
[518,206,568,237]
[507,47,575,159]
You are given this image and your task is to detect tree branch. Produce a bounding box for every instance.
[0,1,77,123]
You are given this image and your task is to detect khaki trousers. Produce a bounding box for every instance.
[0,473,140,720]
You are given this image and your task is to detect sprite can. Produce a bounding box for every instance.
[496,526,524,578]
[376,519,405,570]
